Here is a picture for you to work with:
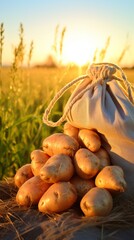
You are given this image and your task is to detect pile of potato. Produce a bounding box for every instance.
[14,122,127,217]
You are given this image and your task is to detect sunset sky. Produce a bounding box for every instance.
[1,0,134,66]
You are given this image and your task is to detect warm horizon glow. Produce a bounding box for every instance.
[2,31,134,68]
[62,36,96,66]
[1,0,134,67]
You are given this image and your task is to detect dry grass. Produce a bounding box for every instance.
[1,180,134,240]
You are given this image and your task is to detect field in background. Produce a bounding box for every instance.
[0,65,87,179]
[0,65,134,180]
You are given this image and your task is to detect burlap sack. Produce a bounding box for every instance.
[43,63,134,199]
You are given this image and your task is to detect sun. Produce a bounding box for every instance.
[62,34,96,66]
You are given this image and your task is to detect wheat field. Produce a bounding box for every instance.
[0,65,88,179]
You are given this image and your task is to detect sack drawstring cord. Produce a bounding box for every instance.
[43,63,134,127]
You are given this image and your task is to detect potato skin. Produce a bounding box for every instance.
[74,148,100,179]
[38,182,77,213]
[80,187,113,217]
[30,149,50,176]
[63,122,79,142]
[70,175,95,199]
[95,165,127,192]
[94,147,111,170]
[42,133,79,157]
[78,129,101,152]
[16,176,51,207]
[40,154,74,183]
[14,164,33,188]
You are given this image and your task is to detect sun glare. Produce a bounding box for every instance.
[63,35,96,66]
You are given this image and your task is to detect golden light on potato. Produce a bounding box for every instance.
[38,182,77,213]
[42,133,79,157]
[40,154,74,183]
[14,164,33,188]
[80,187,113,217]
[14,124,126,217]
[74,148,100,179]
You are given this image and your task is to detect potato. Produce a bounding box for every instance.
[80,187,113,217]
[63,122,79,142]
[95,166,127,192]
[40,154,74,183]
[78,129,101,152]
[42,133,79,157]
[14,164,33,188]
[70,175,95,199]
[30,149,50,176]
[38,182,77,213]
[74,148,100,179]
[16,176,51,207]
[94,147,111,170]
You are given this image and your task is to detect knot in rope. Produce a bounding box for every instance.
[87,63,116,83]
